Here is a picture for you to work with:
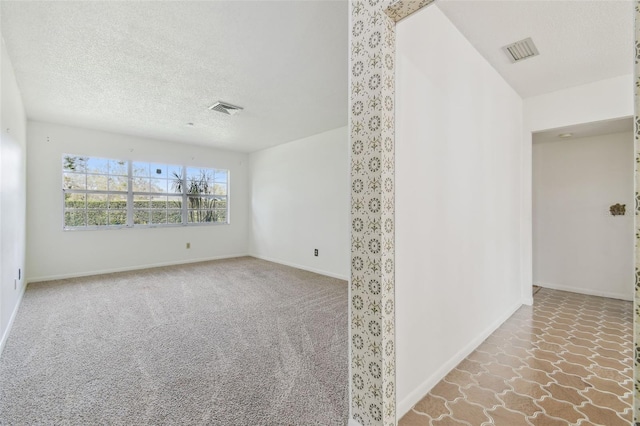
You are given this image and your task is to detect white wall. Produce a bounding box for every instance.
[249,126,349,279]
[0,38,28,351]
[26,121,250,282]
[520,74,634,306]
[395,5,523,416]
[533,131,633,300]
[525,74,633,133]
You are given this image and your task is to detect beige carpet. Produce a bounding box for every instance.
[0,257,348,425]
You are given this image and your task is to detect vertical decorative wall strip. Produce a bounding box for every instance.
[379,9,396,426]
[349,1,433,425]
[378,15,397,426]
[635,3,640,423]
[349,1,396,423]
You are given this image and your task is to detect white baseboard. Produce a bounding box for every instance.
[535,281,632,302]
[0,279,27,356]
[248,253,349,281]
[396,298,523,419]
[26,253,250,284]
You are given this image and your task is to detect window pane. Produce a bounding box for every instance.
[186,168,211,194]
[63,155,87,173]
[108,210,127,226]
[65,211,86,227]
[186,196,198,209]
[188,209,223,223]
[65,193,85,209]
[200,210,214,223]
[149,178,167,193]
[63,173,86,190]
[167,165,183,180]
[213,183,227,195]
[108,194,126,209]
[132,178,150,193]
[132,162,150,177]
[169,176,183,194]
[167,196,182,209]
[151,210,167,224]
[150,195,167,209]
[86,157,109,174]
[168,210,182,224]
[108,176,128,192]
[198,181,213,195]
[214,197,227,210]
[87,209,108,226]
[133,195,149,208]
[186,167,202,180]
[87,194,107,209]
[187,177,205,195]
[86,174,108,191]
[187,210,200,223]
[187,195,226,210]
[187,196,212,210]
[214,209,227,223]
[108,159,128,176]
[214,170,228,182]
[209,197,222,209]
[201,181,215,195]
[133,209,149,225]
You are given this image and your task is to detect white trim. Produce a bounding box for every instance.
[396,299,523,419]
[248,253,349,281]
[535,282,633,302]
[26,253,249,283]
[0,279,27,356]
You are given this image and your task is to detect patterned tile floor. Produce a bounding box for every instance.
[399,288,633,426]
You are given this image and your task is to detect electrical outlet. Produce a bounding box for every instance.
[14,279,17,289]
[18,268,21,280]
[314,249,318,257]
[186,242,191,249]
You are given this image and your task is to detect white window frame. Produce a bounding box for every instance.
[62,154,230,231]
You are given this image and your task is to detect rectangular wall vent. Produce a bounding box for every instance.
[208,101,243,116]
[502,37,539,63]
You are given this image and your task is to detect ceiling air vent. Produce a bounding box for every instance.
[208,101,243,116]
[502,37,539,63]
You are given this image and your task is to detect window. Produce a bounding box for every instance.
[185,167,228,224]
[62,155,229,230]
[131,161,184,226]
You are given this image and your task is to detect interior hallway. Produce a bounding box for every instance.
[399,288,632,425]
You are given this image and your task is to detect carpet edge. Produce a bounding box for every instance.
[26,253,250,284]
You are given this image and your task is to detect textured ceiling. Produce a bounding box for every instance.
[1,1,633,151]
[436,0,634,98]
[0,1,348,152]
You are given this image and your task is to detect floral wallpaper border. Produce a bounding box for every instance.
[349,1,433,425]
[634,3,639,424]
